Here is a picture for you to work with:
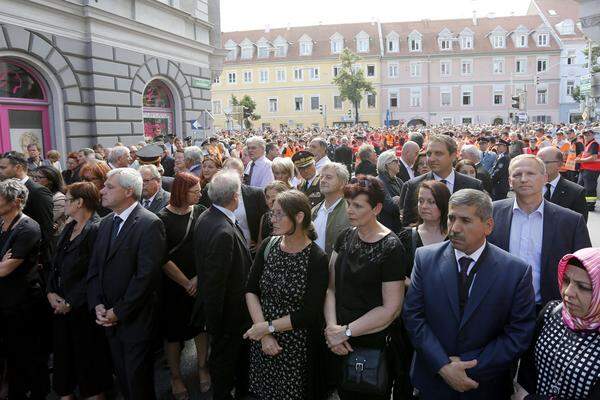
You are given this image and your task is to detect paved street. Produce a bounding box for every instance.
[588,208,600,247]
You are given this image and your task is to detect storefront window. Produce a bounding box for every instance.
[0,61,45,100]
[143,80,174,140]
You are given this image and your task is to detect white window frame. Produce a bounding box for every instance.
[409,37,421,52]
[493,58,505,74]
[275,44,287,57]
[387,38,399,53]
[439,38,451,51]
[389,90,399,108]
[225,47,237,61]
[388,63,399,78]
[333,95,343,110]
[537,33,549,47]
[276,68,286,82]
[227,71,237,84]
[567,50,576,65]
[536,87,548,104]
[515,57,527,74]
[309,67,320,81]
[293,67,304,81]
[516,34,528,48]
[367,93,376,108]
[410,62,422,77]
[257,45,269,59]
[357,38,369,53]
[461,86,473,106]
[268,97,279,113]
[461,35,473,50]
[310,95,320,111]
[567,80,575,96]
[537,57,548,73]
[461,59,473,76]
[332,65,341,78]
[294,96,304,112]
[440,88,452,107]
[299,41,313,56]
[367,65,375,77]
[493,86,504,105]
[492,35,506,49]
[410,88,422,108]
[462,116,473,125]
[440,60,451,77]
[240,46,253,60]
[259,69,268,84]
[243,70,252,83]
[331,39,343,54]
[212,100,221,114]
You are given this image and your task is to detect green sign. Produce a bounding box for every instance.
[581,74,592,96]
[191,77,211,90]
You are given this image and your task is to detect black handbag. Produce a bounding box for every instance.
[338,228,391,395]
[340,344,390,395]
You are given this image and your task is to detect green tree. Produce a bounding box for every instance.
[231,94,260,129]
[332,48,376,125]
[571,45,600,102]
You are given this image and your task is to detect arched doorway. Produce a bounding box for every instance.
[407,118,426,127]
[0,59,51,153]
[492,117,504,125]
[143,80,175,140]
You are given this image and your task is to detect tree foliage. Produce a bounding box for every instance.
[332,48,376,124]
[231,94,260,129]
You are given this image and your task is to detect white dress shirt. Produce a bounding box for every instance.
[509,199,544,303]
[19,176,29,185]
[433,170,456,193]
[233,191,251,244]
[315,156,331,174]
[245,155,274,189]
[454,241,487,295]
[400,157,415,180]
[213,204,237,225]
[142,191,158,208]
[544,175,560,198]
[314,197,342,251]
[113,201,139,235]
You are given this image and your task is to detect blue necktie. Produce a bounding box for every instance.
[111,216,123,245]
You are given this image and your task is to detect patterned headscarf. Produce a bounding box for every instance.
[557,248,600,332]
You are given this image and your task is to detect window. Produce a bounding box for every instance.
[275,44,287,57]
[257,46,269,58]
[240,47,253,60]
[410,38,421,52]
[309,67,319,80]
[410,88,421,107]
[492,35,505,49]
[493,88,504,105]
[439,38,451,50]
[243,71,252,83]
[212,100,221,114]
[440,61,451,76]
[410,62,422,77]
[333,66,341,77]
[516,34,527,48]
[259,69,268,83]
[442,117,453,124]
[493,58,504,74]
[367,93,376,108]
[334,95,343,109]
[537,33,549,47]
[559,20,575,35]
[276,69,286,82]
[388,63,399,78]
[293,68,303,81]
[367,65,375,77]
[331,39,343,54]
[300,42,312,56]
[516,58,527,73]
[537,88,548,104]
[462,117,473,125]
[268,98,278,112]
[567,50,576,65]
[357,38,369,53]
[213,75,220,84]
[532,115,551,123]
[310,96,320,110]
[389,91,398,108]
[388,38,399,52]
[441,89,451,106]
[351,65,361,75]
[461,35,473,49]
[461,59,472,75]
[228,72,236,84]
[294,96,303,111]
[567,80,575,96]
[537,58,548,72]
[462,87,472,106]
[225,47,237,61]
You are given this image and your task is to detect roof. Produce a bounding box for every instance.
[529,0,586,40]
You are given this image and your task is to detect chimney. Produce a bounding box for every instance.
[265,24,270,33]
[472,10,478,26]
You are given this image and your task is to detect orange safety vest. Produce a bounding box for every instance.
[560,142,577,172]
[580,139,600,171]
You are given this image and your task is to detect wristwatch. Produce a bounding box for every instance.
[344,325,352,338]
[268,320,276,334]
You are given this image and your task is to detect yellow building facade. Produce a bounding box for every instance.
[211,23,383,130]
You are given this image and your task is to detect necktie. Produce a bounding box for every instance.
[440,179,450,192]
[458,256,474,314]
[544,183,552,201]
[234,220,248,244]
[143,199,151,209]
[244,161,255,185]
[111,216,123,245]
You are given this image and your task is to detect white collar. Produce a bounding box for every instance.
[319,197,343,214]
[454,240,486,262]
[19,176,29,184]
[513,197,545,216]
[144,189,159,205]
[400,157,413,171]
[548,174,560,188]
[213,204,236,224]
[253,155,267,165]
[114,201,138,222]
[433,169,455,185]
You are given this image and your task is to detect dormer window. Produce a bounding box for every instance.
[557,19,575,35]
[330,33,344,54]
[492,35,505,49]
[537,33,549,47]
[356,31,370,53]
[300,42,312,56]
[439,38,451,51]
[273,36,288,57]
[225,47,237,61]
[517,34,527,47]
[240,47,253,60]
[387,32,400,52]
[257,45,269,58]
[461,35,473,49]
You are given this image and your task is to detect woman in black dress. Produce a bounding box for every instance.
[244,190,329,400]
[158,172,209,399]
[47,182,113,399]
[324,175,406,400]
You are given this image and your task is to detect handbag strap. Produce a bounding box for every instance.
[168,207,194,256]
[410,227,419,257]
[263,235,280,261]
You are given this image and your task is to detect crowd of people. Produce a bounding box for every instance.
[0,120,598,400]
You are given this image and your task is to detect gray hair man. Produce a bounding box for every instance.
[139,164,170,214]
[184,146,203,177]
[309,137,331,174]
[244,136,274,188]
[460,144,492,194]
[108,146,131,169]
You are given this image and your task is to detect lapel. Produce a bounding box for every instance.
[60,215,99,254]
[459,244,499,329]
[439,243,461,322]
[325,198,346,232]
[551,178,567,203]
[540,200,555,269]
[226,216,252,260]
[106,204,142,261]
[495,201,513,250]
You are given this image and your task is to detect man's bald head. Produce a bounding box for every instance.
[401,141,420,165]
[537,146,563,181]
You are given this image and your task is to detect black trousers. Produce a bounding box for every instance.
[578,169,600,210]
[107,335,156,400]
[209,332,249,400]
[0,300,49,400]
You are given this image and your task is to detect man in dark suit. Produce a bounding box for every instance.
[397,141,419,183]
[139,164,170,214]
[490,139,510,200]
[487,154,591,308]
[334,136,354,175]
[400,135,483,226]
[403,189,535,400]
[87,168,166,400]
[193,170,252,400]
[158,143,175,177]
[460,144,493,194]
[538,146,588,221]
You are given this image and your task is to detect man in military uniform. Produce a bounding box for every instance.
[292,150,325,207]
[490,139,511,200]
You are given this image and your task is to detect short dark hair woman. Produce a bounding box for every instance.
[32,165,67,236]
[324,175,406,399]
[244,190,329,399]
[518,248,600,399]
[47,182,113,399]
[413,151,431,177]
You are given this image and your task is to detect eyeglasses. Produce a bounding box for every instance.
[350,177,373,188]
[271,211,287,221]
[65,196,77,203]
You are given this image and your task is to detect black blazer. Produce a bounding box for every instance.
[487,199,591,305]
[24,178,54,254]
[355,160,377,176]
[550,176,588,221]
[161,176,174,192]
[193,206,252,335]
[161,155,175,177]
[146,188,170,214]
[399,171,483,226]
[377,172,403,233]
[397,160,412,183]
[476,163,493,194]
[48,215,100,309]
[87,204,166,342]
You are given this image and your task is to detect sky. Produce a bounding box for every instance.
[221,0,533,32]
